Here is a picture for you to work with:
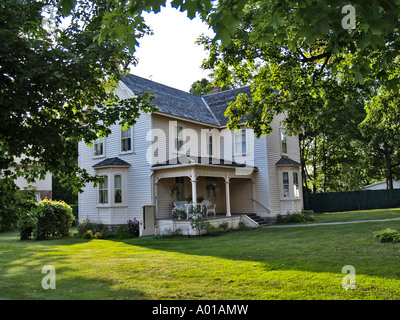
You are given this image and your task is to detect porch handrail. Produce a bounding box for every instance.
[251,198,271,213]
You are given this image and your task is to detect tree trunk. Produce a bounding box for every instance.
[384,142,393,189]
[313,137,317,193]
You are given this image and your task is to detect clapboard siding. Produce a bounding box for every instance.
[253,135,270,216]
[78,82,152,224]
[150,114,235,164]
[230,178,252,213]
[266,113,303,216]
[157,177,175,219]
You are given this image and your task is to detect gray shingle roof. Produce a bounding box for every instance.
[121,74,220,126]
[120,74,258,127]
[275,157,301,166]
[202,86,252,126]
[93,157,131,168]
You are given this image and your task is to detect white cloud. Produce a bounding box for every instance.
[130,3,215,92]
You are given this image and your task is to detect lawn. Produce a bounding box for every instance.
[1,208,400,300]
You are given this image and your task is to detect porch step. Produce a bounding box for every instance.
[246,213,269,226]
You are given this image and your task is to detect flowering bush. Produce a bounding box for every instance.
[169,183,178,196]
[126,219,139,237]
[172,207,187,219]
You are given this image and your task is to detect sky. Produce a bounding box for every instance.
[130,3,216,92]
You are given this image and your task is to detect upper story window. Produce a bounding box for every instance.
[175,125,184,152]
[121,127,133,153]
[234,129,247,156]
[280,129,287,154]
[206,132,213,156]
[93,138,104,157]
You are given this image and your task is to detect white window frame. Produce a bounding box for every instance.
[96,170,128,207]
[93,138,105,158]
[120,126,134,154]
[282,172,290,198]
[293,172,300,198]
[114,174,123,204]
[234,129,247,156]
[206,132,213,156]
[280,129,288,155]
[174,125,184,153]
[98,175,109,204]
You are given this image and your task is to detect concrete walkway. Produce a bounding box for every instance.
[263,217,400,228]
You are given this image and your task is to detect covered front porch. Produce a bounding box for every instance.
[151,162,258,220]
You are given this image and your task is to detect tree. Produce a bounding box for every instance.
[189,77,233,95]
[359,87,400,189]
[192,2,399,193]
[58,0,400,88]
[189,78,214,95]
[0,0,157,229]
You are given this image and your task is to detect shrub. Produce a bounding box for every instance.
[126,219,139,237]
[275,211,314,224]
[373,228,400,243]
[114,219,140,239]
[205,222,232,236]
[19,200,75,240]
[77,219,109,236]
[83,230,93,239]
[76,219,139,239]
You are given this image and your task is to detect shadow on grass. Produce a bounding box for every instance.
[0,232,146,300]
[2,219,400,300]
[120,221,400,280]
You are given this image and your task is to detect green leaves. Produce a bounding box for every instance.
[0,0,158,216]
[58,0,76,16]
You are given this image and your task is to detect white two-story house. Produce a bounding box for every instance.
[78,74,303,234]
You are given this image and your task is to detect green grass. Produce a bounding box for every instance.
[310,208,400,224]
[1,208,400,300]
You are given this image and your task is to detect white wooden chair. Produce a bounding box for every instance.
[202,200,216,216]
[173,201,187,210]
[173,201,188,218]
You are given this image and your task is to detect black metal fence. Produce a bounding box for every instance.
[304,189,400,213]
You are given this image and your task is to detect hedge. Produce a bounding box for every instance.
[19,199,75,240]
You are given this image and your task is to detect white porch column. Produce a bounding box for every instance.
[154,179,159,218]
[191,168,197,206]
[191,178,197,205]
[225,177,231,217]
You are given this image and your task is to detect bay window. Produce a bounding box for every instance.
[99,175,108,204]
[293,172,300,198]
[282,172,289,198]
